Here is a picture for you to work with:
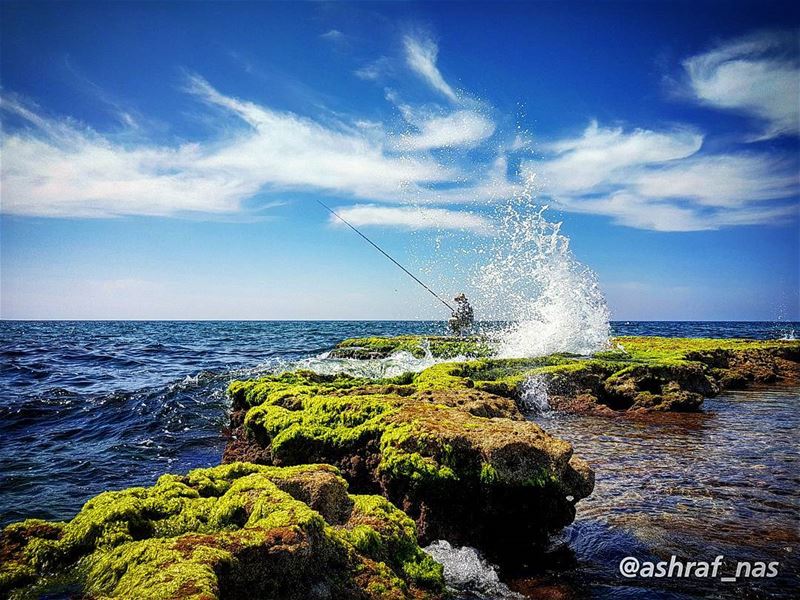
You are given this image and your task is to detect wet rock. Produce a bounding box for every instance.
[685,345,800,388]
[224,371,594,565]
[320,336,800,418]
[599,363,717,412]
[414,337,800,415]
[329,336,493,360]
[0,463,444,599]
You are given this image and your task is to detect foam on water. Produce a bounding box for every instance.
[292,350,444,379]
[519,374,551,414]
[474,178,611,357]
[423,540,522,599]
[242,343,476,380]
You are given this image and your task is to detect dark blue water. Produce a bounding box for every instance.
[0,320,795,526]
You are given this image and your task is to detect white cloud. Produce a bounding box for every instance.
[2,30,797,234]
[683,30,800,140]
[534,120,704,194]
[555,193,707,232]
[0,78,464,217]
[355,57,391,81]
[421,156,521,205]
[403,34,459,102]
[321,29,345,42]
[630,154,799,208]
[396,110,495,150]
[330,204,491,233]
[528,121,799,231]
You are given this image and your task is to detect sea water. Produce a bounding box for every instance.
[1,319,798,599]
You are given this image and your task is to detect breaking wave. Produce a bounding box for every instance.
[473,178,611,357]
[291,350,444,379]
[423,540,522,599]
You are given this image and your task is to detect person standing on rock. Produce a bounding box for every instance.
[449,293,474,336]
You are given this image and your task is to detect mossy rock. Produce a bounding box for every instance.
[224,372,594,565]
[0,463,444,599]
[329,336,493,360]
[337,336,800,414]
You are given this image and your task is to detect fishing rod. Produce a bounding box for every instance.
[315,199,455,313]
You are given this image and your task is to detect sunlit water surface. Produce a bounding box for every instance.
[517,386,800,599]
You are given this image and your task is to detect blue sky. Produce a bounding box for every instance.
[1,1,798,320]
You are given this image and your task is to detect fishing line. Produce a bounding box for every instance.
[316,199,455,313]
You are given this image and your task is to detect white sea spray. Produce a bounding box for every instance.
[472,178,611,358]
[519,374,551,413]
[423,540,523,599]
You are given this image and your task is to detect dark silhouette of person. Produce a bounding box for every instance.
[449,293,474,336]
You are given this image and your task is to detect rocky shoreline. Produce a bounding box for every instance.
[2,336,798,599]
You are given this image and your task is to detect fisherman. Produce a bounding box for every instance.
[448,293,474,336]
[316,200,476,329]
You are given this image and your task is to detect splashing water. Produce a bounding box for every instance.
[519,374,551,414]
[292,350,442,379]
[423,540,522,599]
[473,178,611,357]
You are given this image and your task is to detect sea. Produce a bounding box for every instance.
[1,320,797,599]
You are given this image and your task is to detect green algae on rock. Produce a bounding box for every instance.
[224,371,594,564]
[0,463,444,600]
[328,336,493,360]
[327,335,800,413]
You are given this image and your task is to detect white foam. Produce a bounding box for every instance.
[423,540,522,599]
[236,343,479,381]
[293,350,444,379]
[519,374,551,414]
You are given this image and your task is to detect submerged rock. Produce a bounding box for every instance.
[224,370,594,565]
[0,463,444,599]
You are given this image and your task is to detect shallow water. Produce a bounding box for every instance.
[1,320,798,599]
[524,386,800,599]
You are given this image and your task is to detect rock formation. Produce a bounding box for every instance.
[0,463,444,599]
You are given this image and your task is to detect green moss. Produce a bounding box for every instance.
[1,463,445,599]
[479,463,498,484]
[229,370,374,409]
[333,336,493,359]
[82,537,230,599]
[611,336,799,364]
[337,495,444,592]
[245,394,401,464]
[522,469,561,489]
[242,388,467,493]
[412,362,472,390]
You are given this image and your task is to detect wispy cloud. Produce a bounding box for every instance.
[1,28,797,234]
[395,109,495,150]
[528,120,799,231]
[555,191,798,232]
[355,57,391,81]
[403,34,459,102]
[320,29,345,42]
[683,30,800,140]
[0,77,465,218]
[629,154,799,208]
[534,120,704,194]
[330,204,491,233]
